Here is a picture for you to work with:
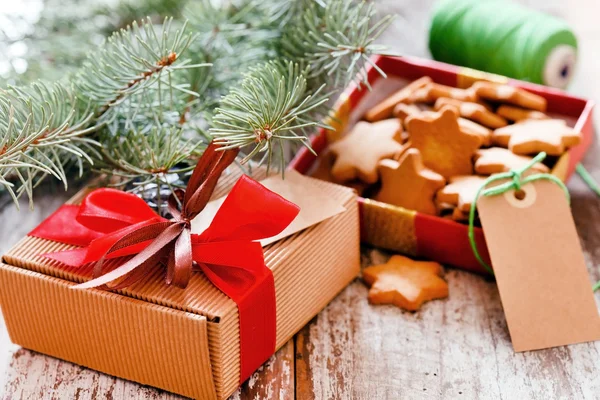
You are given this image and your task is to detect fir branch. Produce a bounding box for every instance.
[258,0,325,27]
[0,17,211,208]
[0,82,100,209]
[280,0,397,88]
[186,0,278,52]
[0,0,397,208]
[74,17,208,122]
[185,0,278,91]
[96,126,203,189]
[212,0,397,168]
[211,61,329,171]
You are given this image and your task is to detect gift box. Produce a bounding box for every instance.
[0,164,359,399]
[290,55,595,275]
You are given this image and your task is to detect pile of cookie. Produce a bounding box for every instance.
[311,76,581,222]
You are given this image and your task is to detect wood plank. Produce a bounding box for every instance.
[296,242,600,399]
[230,340,295,400]
[2,348,183,400]
[0,340,294,399]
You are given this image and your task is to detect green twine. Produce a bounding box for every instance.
[468,152,569,275]
[429,0,578,88]
[468,157,600,292]
[576,163,600,197]
[577,163,600,291]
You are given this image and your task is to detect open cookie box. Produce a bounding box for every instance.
[290,55,595,275]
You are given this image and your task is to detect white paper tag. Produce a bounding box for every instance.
[191,169,347,246]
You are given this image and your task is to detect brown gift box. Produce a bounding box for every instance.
[0,168,359,399]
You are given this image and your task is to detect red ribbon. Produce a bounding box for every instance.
[29,144,300,383]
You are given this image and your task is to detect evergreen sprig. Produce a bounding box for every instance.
[280,0,396,88]
[0,16,210,207]
[211,61,329,171]
[0,0,397,208]
[74,17,207,122]
[97,126,203,189]
[0,82,100,209]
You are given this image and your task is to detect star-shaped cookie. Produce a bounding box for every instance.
[434,97,508,129]
[396,104,492,146]
[330,119,404,183]
[458,118,492,146]
[362,255,449,311]
[406,107,482,178]
[427,83,478,102]
[435,175,489,213]
[496,105,549,122]
[365,76,432,121]
[471,82,547,111]
[474,147,549,175]
[492,119,581,155]
[309,150,369,195]
[375,149,445,215]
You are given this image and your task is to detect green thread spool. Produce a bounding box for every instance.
[429,0,578,89]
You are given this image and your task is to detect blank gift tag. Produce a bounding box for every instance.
[192,170,346,246]
[478,180,600,352]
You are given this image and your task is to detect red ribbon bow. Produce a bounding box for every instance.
[29,143,300,382]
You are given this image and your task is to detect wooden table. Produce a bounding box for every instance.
[1,0,600,398]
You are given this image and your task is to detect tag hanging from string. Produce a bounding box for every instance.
[469,152,600,352]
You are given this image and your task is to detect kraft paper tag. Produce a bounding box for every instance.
[478,180,600,352]
[191,169,347,246]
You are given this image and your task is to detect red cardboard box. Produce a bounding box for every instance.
[290,55,595,275]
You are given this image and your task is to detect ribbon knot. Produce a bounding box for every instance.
[70,142,244,290]
[509,170,523,192]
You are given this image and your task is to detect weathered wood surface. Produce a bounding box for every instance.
[1,0,599,399]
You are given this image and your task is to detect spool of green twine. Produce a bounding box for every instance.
[429,0,578,89]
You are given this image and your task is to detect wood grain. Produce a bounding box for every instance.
[295,245,600,399]
[231,341,295,400]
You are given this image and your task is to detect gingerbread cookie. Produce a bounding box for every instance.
[492,119,581,155]
[396,103,492,146]
[309,150,369,195]
[405,83,477,104]
[405,84,435,103]
[474,147,549,175]
[434,97,508,129]
[365,76,432,121]
[393,103,421,123]
[496,105,549,122]
[458,118,492,147]
[436,175,489,213]
[330,119,404,183]
[428,83,478,102]
[471,82,547,111]
[374,149,446,215]
[405,107,482,178]
[450,207,470,222]
[362,255,449,311]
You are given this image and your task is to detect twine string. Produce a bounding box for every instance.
[429,0,578,87]
[468,152,570,275]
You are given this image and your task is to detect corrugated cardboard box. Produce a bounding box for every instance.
[0,168,360,399]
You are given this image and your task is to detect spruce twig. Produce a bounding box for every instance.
[1,0,397,208]
[211,61,330,172]
[280,0,397,88]
[0,82,100,209]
